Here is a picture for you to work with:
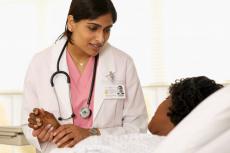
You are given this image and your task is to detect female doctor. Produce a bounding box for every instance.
[21,0,148,153]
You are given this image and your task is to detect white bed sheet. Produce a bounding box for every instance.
[50,133,164,153]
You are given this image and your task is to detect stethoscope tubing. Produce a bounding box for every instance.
[50,40,98,120]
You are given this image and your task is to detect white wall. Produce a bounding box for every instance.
[2,0,230,91]
[163,0,230,83]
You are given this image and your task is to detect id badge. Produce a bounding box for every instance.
[104,84,126,99]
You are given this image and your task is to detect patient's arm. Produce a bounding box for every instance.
[28,108,60,130]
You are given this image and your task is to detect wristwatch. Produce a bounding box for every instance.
[89,128,100,136]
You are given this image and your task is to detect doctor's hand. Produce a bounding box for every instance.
[28,108,60,130]
[52,124,91,148]
[32,124,55,143]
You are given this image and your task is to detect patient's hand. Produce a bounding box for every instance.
[28,108,73,146]
[28,108,60,130]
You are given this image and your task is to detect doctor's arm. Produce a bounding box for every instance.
[21,61,54,152]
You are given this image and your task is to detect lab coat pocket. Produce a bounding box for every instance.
[114,99,125,125]
[99,99,124,127]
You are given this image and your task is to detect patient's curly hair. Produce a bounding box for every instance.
[167,76,223,125]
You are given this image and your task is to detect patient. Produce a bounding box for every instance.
[28,76,223,151]
[148,76,223,136]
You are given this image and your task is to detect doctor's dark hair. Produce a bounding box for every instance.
[63,0,117,41]
[167,76,223,126]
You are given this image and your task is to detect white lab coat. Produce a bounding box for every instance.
[21,37,148,153]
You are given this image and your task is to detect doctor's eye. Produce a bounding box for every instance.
[88,26,98,32]
[104,28,111,33]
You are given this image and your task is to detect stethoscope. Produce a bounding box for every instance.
[50,40,99,121]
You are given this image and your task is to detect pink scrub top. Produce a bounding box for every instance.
[66,50,95,128]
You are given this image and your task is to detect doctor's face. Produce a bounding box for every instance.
[67,13,113,57]
[148,96,175,136]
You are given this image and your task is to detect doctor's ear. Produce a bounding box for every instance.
[67,15,75,32]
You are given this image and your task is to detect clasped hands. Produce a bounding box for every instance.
[28,108,90,148]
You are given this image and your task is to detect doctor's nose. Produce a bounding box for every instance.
[95,31,107,44]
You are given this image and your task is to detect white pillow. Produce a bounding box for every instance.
[153,85,230,153]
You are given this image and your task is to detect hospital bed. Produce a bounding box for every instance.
[1,85,230,153]
[50,85,230,153]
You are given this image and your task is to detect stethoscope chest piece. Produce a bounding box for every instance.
[80,107,91,118]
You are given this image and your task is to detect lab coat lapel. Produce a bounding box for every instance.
[50,38,73,122]
[93,44,116,121]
